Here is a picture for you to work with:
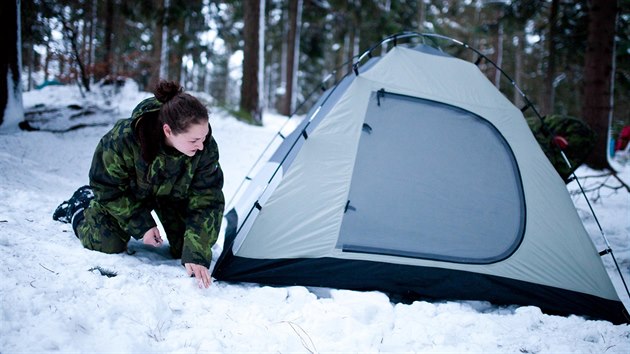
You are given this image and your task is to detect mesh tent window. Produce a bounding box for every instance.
[337,91,525,264]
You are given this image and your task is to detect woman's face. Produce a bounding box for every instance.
[163,121,209,157]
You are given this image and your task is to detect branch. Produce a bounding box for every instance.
[570,170,629,203]
[610,171,630,193]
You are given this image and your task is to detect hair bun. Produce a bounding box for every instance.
[154,80,183,103]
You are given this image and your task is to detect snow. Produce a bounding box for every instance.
[1,83,629,353]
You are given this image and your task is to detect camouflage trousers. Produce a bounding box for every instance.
[76,199,187,259]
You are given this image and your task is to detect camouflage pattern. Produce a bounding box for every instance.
[77,97,225,267]
[527,114,595,183]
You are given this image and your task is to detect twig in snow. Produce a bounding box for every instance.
[280,321,318,354]
[39,263,58,274]
[147,320,167,342]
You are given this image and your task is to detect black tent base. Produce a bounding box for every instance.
[213,254,629,325]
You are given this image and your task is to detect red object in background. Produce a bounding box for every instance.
[615,126,630,151]
[553,135,569,150]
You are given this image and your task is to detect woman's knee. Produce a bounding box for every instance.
[77,224,128,254]
[76,207,129,254]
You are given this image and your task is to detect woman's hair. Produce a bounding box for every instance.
[136,80,210,163]
[154,81,209,134]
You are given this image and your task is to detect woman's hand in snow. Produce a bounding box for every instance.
[185,263,212,288]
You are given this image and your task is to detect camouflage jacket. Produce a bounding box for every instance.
[88,97,224,267]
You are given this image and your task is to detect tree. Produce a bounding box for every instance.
[0,0,23,131]
[613,2,629,125]
[148,0,166,90]
[101,0,115,80]
[278,0,302,116]
[21,0,49,91]
[58,6,91,92]
[540,0,559,116]
[209,1,240,106]
[86,0,97,85]
[582,0,618,169]
[15,0,624,134]
[240,0,264,123]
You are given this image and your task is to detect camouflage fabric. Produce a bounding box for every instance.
[77,97,225,267]
[527,114,595,183]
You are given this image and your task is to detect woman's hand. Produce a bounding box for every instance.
[185,263,212,288]
[142,226,163,247]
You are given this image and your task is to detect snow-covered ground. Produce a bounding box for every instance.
[1,83,629,353]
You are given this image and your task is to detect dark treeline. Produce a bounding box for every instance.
[18,0,629,165]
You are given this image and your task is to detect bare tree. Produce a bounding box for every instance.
[59,14,91,91]
[582,0,618,170]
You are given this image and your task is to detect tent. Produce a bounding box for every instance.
[212,34,629,324]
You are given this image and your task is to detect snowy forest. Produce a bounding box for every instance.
[1,0,628,167]
[2,1,630,352]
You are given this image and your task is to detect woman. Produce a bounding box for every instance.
[53,80,224,288]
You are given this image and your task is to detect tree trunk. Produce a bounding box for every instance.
[257,0,266,114]
[148,0,165,91]
[44,41,50,82]
[61,16,91,91]
[160,0,170,81]
[541,0,559,116]
[334,28,346,83]
[240,0,262,122]
[513,30,524,109]
[81,7,89,75]
[345,27,356,76]
[102,0,114,79]
[211,54,229,105]
[582,0,618,170]
[26,42,34,91]
[494,19,503,88]
[0,0,23,131]
[88,0,97,85]
[279,0,302,116]
[169,16,185,85]
[417,0,425,31]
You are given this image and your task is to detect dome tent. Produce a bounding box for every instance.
[212,33,629,324]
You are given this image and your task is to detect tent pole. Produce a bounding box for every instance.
[565,150,630,298]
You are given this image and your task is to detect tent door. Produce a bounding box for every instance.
[336,90,525,264]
